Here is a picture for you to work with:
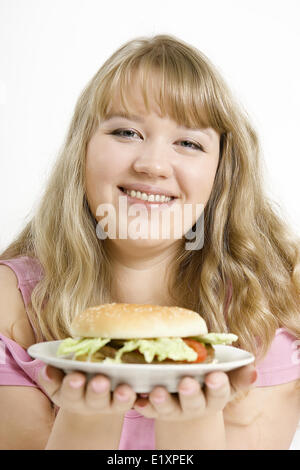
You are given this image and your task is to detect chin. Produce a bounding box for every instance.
[111,235,178,249]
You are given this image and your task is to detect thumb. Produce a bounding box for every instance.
[37,364,65,399]
[227,364,257,396]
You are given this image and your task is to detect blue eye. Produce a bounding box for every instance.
[110,129,204,152]
[111,129,139,138]
[179,140,203,151]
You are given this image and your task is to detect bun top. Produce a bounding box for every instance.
[70,303,208,339]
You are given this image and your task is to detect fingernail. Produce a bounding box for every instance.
[206,376,226,389]
[69,378,85,389]
[116,392,130,402]
[179,378,198,395]
[92,379,109,393]
[42,366,52,382]
[179,386,197,395]
[152,394,166,403]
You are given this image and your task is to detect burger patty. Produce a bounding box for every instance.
[76,342,215,364]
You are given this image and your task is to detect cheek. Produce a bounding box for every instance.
[180,159,218,204]
[86,140,119,184]
[85,139,128,208]
[86,154,113,188]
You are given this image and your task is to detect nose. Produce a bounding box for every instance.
[132,141,173,178]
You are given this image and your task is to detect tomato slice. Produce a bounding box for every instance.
[183,339,207,363]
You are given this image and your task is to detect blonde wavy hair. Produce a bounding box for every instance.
[1,34,299,363]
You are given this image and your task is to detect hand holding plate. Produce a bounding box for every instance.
[37,365,137,417]
[133,363,257,420]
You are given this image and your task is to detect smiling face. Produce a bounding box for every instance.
[85,74,220,251]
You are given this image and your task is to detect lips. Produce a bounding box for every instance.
[118,184,178,199]
[118,186,176,206]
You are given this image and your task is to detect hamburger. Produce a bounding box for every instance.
[56,303,238,364]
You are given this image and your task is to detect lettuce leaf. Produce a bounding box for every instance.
[113,337,198,363]
[56,332,238,364]
[56,337,197,363]
[190,333,238,345]
[57,337,110,360]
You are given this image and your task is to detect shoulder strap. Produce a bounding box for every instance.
[0,256,44,339]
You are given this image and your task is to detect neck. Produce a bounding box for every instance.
[104,239,181,305]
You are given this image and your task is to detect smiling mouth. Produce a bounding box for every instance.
[118,186,176,203]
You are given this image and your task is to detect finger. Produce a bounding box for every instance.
[59,370,87,402]
[85,375,111,411]
[204,371,231,412]
[112,383,137,413]
[178,377,206,417]
[227,364,257,397]
[148,386,180,419]
[37,364,65,399]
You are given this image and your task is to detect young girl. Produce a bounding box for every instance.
[0,34,299,450]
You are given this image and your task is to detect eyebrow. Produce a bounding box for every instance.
[103,112,213,140]
[104,112,145,123]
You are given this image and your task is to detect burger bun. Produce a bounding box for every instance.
[70,303,208,339]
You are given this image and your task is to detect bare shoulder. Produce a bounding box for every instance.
[224,380,300,426]
[224,381,300,449]
[0,265,54,450]
[0,264,36,348]
[0,385,55,449]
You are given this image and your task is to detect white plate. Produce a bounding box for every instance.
[28,340,255,393]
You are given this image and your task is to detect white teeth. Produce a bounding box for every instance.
[123,188,172,203]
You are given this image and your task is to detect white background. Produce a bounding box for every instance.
[0,0,299,448]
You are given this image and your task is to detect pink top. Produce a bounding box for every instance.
[0,256,299,450]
